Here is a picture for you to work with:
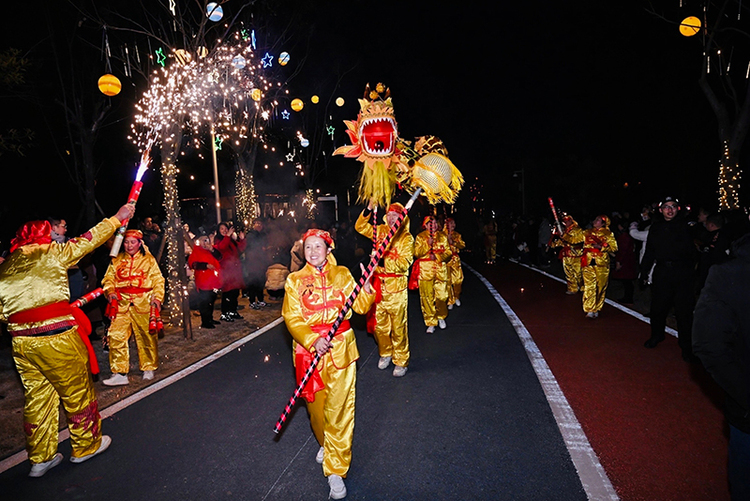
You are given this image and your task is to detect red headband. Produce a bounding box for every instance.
[302,229,334,247]
[387,203,405,215]
[125,229,144,240]
[10,221,52,253]
[422,216,436,229]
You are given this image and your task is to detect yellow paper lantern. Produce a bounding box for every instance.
[679,16,701,37]
[335,97,345,107]
[98,74,121,96]
[198,46,209,58]
[251,88,262,101]
[174,49,192,65]
[291,98,304,112]
[311,95,319,104]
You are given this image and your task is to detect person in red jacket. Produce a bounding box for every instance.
[188,235,222,329]
[213,222,246,322]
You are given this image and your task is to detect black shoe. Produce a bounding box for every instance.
[201,323,215,329]
[212,319,221,325]
[220,313,235,322]
[644,336,665,348]
[229,311,242,320]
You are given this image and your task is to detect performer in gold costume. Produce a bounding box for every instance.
[0,204,133,477]
[355,201,414,377]
[102,229,165,386]
[282,229,375,500]
[581,215,618,318]
[549,214,585,294]
[444,218,465,309]
[412,216,452,333]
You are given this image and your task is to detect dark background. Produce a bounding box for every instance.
[0,1,727,243]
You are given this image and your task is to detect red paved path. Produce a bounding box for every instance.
[474,260,729,501]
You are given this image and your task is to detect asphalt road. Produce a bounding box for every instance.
[0,270,587,501]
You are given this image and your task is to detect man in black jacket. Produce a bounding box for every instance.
[693,232,750,501]
[640,196,698,362]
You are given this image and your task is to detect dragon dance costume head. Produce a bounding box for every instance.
[10,220,52,253]
[334,83,463,208]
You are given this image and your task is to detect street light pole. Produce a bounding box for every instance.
[210,126,221,225]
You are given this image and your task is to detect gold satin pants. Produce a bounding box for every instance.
[418,279,449,326]
[485,236,497,261]
[447,260,463,305]
[305,356,356,477]
[108,301,158,374]
[12,328,103,463]
[374,288,410,367]
[562,256,583,293]
[582,264,610,313]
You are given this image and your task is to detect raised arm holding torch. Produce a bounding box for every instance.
[110,151,151,257]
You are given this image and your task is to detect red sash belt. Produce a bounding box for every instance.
[9,301,99,374]
[581,249,603,267]
[295,320,351,403]
[116,286,152,295]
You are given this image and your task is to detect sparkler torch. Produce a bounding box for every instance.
[110,151,151,257]
[548,197,564,235]
[273,188,422,434]
[70,288,104,308]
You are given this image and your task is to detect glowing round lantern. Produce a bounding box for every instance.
[300,138,310,147]
[251,88,262,101]
[197,46,209,58]
[232,55,246,69]
[335,97,345,107]
[206,2,223,22]
[98,74,121,96]
[174,49,192,66]
[679,16,701,37]
[279,52,290,66]
[311,95,319,104]
[291,98,304,112]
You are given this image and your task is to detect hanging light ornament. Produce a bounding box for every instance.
[679,16,701,37]
[98,74,122,96]
[335,97,345,107]
[311,95,320,104]
[206,2,223,22]
[291,98,304,112]
[279,52,290,66]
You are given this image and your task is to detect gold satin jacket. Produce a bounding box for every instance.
[582,227,618,267]
[102,249,165,311]
[414,230,452,281]
[283,261,375,369]
[447,231,466,265]
[0,217,121,332]
[550,225,585,258]
[355,212,414,294]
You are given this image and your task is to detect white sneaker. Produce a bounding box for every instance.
[28,453,63,478]
[426,326,435,334]
[455,298,461,307]
[377,356,392,370]
[316,446,324,464]
[102,374,129,386]
[142,370,154,381]
[393,365,407,377]
[448,304,454,310]
[328,474,347,500]
[438,319,447,330]
[70,435,112,464]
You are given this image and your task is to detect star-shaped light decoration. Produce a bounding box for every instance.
[327,125,336,138]
[261,53,274,68]
[286,152,295,162]
[281,110,290,120]
[156,47,167,67]
[214,135,223,151]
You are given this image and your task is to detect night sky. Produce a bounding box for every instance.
[0,1,731,241]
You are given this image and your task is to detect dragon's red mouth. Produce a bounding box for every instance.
[360,117,396,157]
